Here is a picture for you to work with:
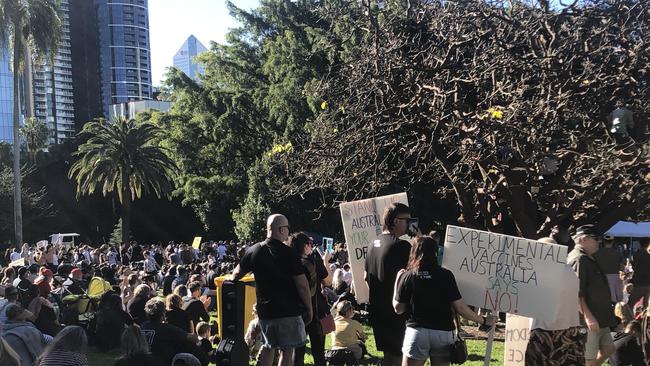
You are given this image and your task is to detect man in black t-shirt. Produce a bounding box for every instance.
[183,281,210,327]
[364,202,412,366]
[232,214,312,366]
[140,298,208,366]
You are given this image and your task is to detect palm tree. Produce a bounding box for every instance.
[0,0,61,246]
[68,117,178,243]
[20,117,48,164]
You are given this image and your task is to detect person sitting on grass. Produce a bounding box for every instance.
[328,300,367,360]
[195,321,215,360]
[36,325,89,366]
[166,294,193,333]
[114,325,157,366]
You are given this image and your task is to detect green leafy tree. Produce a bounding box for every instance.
[154,0,331,237]
[109,218,122,245]
[68,117,178,243]
[20,117,48,164]
[0,0,61,245]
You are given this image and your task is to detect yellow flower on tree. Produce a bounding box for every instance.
[321,101,327,110]
[488,107,503,120]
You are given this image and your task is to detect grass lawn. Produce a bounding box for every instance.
[88,325,505,366]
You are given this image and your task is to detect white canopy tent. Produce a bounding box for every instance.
[605,221,650,238]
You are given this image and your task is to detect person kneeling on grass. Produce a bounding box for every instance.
[328,300,367,360]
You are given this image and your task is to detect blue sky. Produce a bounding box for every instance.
[149,0,259,86]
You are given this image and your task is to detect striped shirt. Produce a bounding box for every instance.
[37,350,88,366]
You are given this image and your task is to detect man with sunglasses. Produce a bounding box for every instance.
[567,224,617,366]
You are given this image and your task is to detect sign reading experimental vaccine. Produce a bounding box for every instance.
[442,225,568,322]
[340,192,409,304]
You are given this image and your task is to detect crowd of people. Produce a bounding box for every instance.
[0,204,647,366]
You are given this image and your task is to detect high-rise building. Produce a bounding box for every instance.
[32,0,75,144]
[96,0,153,115]
[0,47,14,143]
[69,0,104,129]
[173,35,207,81]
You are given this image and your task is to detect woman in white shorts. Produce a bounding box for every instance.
[393,236,494,366]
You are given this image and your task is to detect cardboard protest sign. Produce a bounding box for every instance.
[442,225,568,322]
[504,314,532,366]
[192,237,202,250]
[340,192,409,304]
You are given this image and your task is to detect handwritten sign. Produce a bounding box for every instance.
[442,225,568,322]
[340,192,409,303]
[504,314,532,366]
[192,237,202,250]
[9,257,25,267]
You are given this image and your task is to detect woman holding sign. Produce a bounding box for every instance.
[393,236,494,366]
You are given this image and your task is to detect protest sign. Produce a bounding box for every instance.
[442,225,568,322]
[504,314,532,366]
[192,236,202,250]
[340,192,409,303]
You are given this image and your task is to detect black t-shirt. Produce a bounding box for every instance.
[162,275,175,296]
[365,233,411,322]
[238,238,305,319]
[165,308,193,333]
[140,321,208,366]
[396,265,462,330]
[183,297,210,327]
[609,332,646,366]
[127,295,149,325]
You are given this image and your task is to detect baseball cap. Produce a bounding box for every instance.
[40,268,53,277]
[70,268,82,278]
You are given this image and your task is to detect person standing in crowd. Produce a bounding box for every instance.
[286,232,332,366]
[525,237,584,365]
[36,325,88,366]
[364,202,412,366]
[2,303,47,366]
[140,298,208,366]
[567,225,618,366]
[231,214,313,366]
[594,235,625,303]
[393,236,494,366]
[114,325,158,366]
[628,238,650,309]
[9,248,21,263]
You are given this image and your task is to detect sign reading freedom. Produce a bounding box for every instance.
[442,225,568,322]
[340,192,409,304]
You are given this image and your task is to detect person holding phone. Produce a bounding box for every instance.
[393,236,494,366]
[364,202,413,366]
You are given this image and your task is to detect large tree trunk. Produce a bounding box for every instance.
[121,174,131,244]
[12,31,23,247]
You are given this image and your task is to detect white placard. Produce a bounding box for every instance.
[442,225,568,322]
[504,314,532,366]
[340,192,409,304]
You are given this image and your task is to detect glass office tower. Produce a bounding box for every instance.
[173,35,207,81]
[96,0,153,115]
[0,46,13,143]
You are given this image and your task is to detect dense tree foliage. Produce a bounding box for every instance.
[281,0,649,237]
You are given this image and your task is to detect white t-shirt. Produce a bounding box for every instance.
[531,265,580,330]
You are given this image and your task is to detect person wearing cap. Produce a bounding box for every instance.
[2,303,48,365]
[567,224,617,366]
[594,235,625,303]
[0,286,35,326]
[63,268,85,295]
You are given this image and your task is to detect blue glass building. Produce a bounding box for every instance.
[96,0,153,115]
[0,47,14,143]
[173,35,207,81]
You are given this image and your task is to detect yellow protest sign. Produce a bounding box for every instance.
[192,237,202,249]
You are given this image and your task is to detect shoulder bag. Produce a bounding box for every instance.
[449,308,467,364]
